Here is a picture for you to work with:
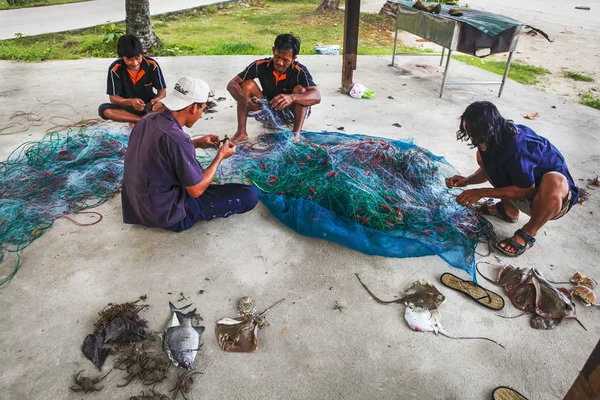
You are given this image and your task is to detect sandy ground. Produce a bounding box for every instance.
[362,0,600,102]
[0,55,599,400]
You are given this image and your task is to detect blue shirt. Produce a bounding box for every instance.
[122,110,203,227]
[479,124,578,205]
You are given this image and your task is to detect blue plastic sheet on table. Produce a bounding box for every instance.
[205,130,483,280]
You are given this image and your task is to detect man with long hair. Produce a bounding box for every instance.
[227,33,321,142]
[446,101,579,257]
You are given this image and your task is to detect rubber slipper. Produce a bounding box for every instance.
[493,229,535,258]
[440,273,505,311]
[479,200,518,223]
[492,386,528,400]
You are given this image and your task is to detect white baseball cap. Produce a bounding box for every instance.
[161,76,210,111]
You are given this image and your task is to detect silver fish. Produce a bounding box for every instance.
[163,302,205,369]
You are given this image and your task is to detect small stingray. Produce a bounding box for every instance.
[355,273,445,309]
[356,274,504,349]
[478,263,587,330]
[215,297,284,352]
[82,301,149,369]
[404,303,505,349]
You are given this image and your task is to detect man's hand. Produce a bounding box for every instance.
[217,139,236,160]
[455,189,483,207]
[129,98,146,111]
[445,175,469,188]
[193,135,220,149]
[150,98,164,112]
[270,94,293,111]
[246,96,261,112]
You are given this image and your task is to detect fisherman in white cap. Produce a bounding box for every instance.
[121,76,259,232]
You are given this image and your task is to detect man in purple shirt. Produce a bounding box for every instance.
[121,76,258,232]
[446,101,578,257]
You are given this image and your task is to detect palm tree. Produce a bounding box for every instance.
[317,0,341,12]
[125,0,160,53]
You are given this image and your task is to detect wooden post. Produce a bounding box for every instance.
[342,0,361,89]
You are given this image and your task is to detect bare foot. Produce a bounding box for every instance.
[231,132,248,144]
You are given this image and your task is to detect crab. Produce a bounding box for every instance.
[170,369,202,400]
[237,296,257,316]
[130,388,171,400]
[70,369,111,393]
[118,351,169,387]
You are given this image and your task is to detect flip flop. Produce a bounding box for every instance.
[440,273,505,311]
[493,229,535,258]
[478,200,518,223]
[492,386,528,400]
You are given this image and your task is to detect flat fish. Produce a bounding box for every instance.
[216,316,260,352]
[404,304,505,349]
[163,302,205,369]
[215,297,284,353]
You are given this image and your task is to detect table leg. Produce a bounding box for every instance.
[391,28,399,66]
[498,51,514,97]
[439,49,452,98]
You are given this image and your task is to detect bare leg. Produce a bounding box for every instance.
[289,85,309,139]
[232,80,262,144]
[475,150,520,219]
[499,172,570,253]
[103,109,142,125]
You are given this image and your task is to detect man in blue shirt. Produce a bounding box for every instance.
[227,33,321,142]
[122,76,258,232]
[99,35,167,126]
[446,101,578,257]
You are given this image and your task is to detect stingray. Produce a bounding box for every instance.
[355,274,504,349]
[478,263,587,330]
[215,297,284,353]
[82,301,149,369]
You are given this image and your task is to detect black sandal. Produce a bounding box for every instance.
[493,229,535,257]
[479,200,518,223]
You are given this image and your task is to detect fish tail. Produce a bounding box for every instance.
[439,328,505,349]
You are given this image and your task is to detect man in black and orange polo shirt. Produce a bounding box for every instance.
[227,33,321,143]
[98,35,167,126]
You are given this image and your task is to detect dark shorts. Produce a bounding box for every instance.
[98,103,146,120]
[165,183,259,232]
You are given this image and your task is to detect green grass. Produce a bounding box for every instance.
[453,55,551,85]
[0,0,87,10]
[580,92,600,110]
[562,70,595,82]
[1,0,419,61]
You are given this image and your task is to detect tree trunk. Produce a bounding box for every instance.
[125,0,160,53]
[317,0,341,13]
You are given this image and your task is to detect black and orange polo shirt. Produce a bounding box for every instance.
[237,57,316,101]
[106,56,167,104]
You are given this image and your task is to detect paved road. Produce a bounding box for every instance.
[0,0,224,40]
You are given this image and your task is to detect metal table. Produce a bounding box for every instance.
[389,1,523,97]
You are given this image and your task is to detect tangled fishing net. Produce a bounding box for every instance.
[0,117,490,285]
[0,127,128,286]
[200,130,490,279]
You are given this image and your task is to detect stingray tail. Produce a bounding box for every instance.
[575,317,588,331]
[438,328,506,349]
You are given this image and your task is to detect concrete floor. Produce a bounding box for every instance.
[0,55,599,399]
